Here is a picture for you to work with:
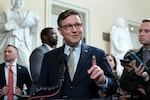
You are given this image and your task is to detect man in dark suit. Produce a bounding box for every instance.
[119,18,150,100]
[0,45,31,100]
[37,9,118,99]
[29,27,57,94]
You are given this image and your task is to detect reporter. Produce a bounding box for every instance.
[119,18,150,100]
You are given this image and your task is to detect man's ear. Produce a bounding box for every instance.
[16,52,19,58]
[43,35,47,41]
[57,27,63,35]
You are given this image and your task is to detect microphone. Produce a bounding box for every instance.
[59,53,68,66]
[59,53,68,75]
[30,54,68,99]
[13,93,30,99]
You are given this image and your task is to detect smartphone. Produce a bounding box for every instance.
[120,59,131,65]
[125,52,148,71]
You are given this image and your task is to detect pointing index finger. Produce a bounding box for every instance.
[92,55,97,65]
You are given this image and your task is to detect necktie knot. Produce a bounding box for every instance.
[69,47,74,52]
[9,64,12,69]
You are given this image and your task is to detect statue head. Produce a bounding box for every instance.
[116,17,128,28]
[11,0,25,9]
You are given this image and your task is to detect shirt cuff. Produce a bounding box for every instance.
[97,76,108,88]
[22,90,27,95]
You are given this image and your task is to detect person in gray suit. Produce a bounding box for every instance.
[29,27,57,94]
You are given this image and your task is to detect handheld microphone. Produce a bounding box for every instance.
[59,53,68,75]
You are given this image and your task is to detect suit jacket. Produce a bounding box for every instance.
[38,43,118,99]
[0,63,31,99]
[29,44,50,94]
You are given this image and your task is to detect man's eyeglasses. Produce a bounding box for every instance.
[60,23,82,31]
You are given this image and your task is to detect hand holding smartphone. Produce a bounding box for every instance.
[124,52,148,71]
[120,59,133,72]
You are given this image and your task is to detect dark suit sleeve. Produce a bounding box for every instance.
[37,50,61,88]
[37,53,50,87]
[30,48,44,84]
[17,66,32,95]
[94,48,118,95]
[24,68,32,94]
[0,64,6,99]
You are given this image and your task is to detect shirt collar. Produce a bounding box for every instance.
[5,61,17,67]
[143,48,150,52]
[64,41,82,54]
[43,43,53,51]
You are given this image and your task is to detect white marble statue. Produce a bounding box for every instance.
[110,17,133,77]
[0,0,40,70]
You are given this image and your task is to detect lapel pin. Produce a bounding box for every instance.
[84,50,88,53]
[18,66,21,69]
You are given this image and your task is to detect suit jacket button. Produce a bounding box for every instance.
[62,95,68,98]
[70,86,73,88]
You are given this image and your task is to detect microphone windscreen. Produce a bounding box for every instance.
[59,53,68,64]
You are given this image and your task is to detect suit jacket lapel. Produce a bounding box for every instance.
[16,64,23,87]
[73,43,90,82]
[136,47,143,60]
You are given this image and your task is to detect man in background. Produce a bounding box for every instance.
[0,0,40,70]
[119,18,150,100]
[29,27,57,94]
[0,45,31,100]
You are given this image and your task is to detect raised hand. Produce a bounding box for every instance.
[87,55,106,84]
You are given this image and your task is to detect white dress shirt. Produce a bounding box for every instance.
[64,41,81,74]
[44,43,54,51]
[64,41,108,87]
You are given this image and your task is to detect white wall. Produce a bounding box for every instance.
[0,0,150,52]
